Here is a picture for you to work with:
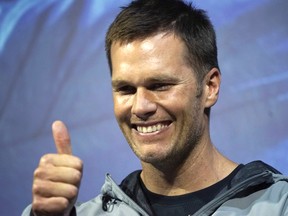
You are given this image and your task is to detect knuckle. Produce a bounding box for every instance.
[32,202,41,212]
[73,170,82,183]
[33,167,44,179]
[32,197,47,213]
[32,197,41,209]
[75,158,83,171]
[59,197,70,209]
[39,154,52,165]
[32,181,43,195]
[32,197,69,214]
[68,185,78,199]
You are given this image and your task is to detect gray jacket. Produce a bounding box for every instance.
[22,161,288,215]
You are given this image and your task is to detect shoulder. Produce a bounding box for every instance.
[214,180,288,215]
[74,171,146,216]
[213,161,288,216]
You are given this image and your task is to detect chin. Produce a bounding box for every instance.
[128,140,175,165]
[137,150,174,166]
[139,155,163,164]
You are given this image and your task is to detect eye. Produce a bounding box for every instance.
[149,83,172,91]
[114,85,136,95]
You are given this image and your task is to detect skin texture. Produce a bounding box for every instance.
[32,121,83,216]
[111,33,237,195]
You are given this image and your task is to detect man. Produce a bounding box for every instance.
[23,0,288,215]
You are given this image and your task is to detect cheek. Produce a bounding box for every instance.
[113,96,131,122]
[113,105,121,122]
[162,93,191,112]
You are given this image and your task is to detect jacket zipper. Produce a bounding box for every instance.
[106,174,150,216]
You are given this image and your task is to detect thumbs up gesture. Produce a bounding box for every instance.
[32,121,83,216]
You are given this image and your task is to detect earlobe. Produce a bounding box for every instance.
[204,68,221,108]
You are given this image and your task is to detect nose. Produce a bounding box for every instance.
[131,88,157,120]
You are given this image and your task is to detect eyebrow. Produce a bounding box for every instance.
[112,76,179,88]
[111,80,129,88]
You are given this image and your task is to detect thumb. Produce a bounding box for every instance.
[52,120,72,155]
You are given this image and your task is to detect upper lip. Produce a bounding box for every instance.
[131,120,172,128]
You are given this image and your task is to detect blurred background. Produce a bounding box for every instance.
[0,0,287,215]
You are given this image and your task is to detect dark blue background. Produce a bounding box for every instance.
[0,0,287,215]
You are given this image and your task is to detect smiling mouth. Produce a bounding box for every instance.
[133,122,171,134]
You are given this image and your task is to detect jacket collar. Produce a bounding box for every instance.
[102,161,283,216]
[119,170,154,215]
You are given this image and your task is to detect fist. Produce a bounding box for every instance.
[32,121,83,216]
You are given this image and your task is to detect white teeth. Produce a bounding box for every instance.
[136,123,167,133]
[156,124,161,131]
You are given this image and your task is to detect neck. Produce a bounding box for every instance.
[140,138,237,196]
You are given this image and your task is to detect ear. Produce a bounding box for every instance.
[204,68,221,108]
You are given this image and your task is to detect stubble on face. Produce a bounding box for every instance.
[122,90,205,170]
[111,33,207,170]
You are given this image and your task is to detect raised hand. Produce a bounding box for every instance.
[32,121,83,216]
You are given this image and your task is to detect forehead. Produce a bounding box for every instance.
[110,33,197,86]
[112,33,179,57]
[110,33,189,74]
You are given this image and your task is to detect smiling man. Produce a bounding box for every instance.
[22,0,288,215]
[110,32,237,195]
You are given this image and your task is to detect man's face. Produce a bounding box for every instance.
[111,33,208,165]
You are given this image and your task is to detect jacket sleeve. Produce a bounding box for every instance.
[21,204,32,216]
